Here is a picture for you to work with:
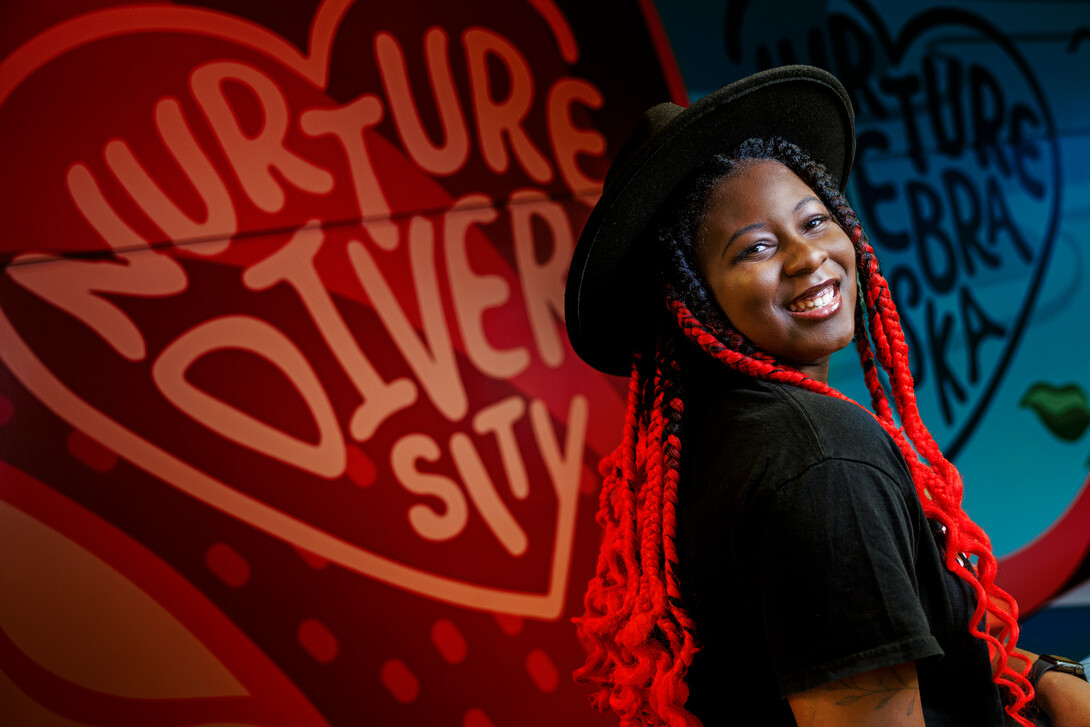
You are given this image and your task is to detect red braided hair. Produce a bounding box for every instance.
[574,138,1034,726]
[574,338,699,726]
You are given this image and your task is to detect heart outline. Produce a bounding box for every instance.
[0,0,583,619]
[831,2,1063,457]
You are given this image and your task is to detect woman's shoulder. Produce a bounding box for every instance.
[770,381,891,457]
[686,359,873,429]
[682,362,908,483]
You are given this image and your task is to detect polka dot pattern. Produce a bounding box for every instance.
[205,542,250,587]
[462,707,495,727]
[66,428,118,472]
[525,648,559,693]
[430,618,467,664]
[346,444,377,488]
[380,658,420,704]
[298,618,339,664]
[493,613,523,636]
[295,546,330,570]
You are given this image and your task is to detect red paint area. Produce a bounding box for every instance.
[66,429,119,473]
[431,618,467,664]
[298,618,339,664]
[998,472,1090,615]
[206,542,251,588]
[379,658,420,704]
[0,1,680,724]
[525,648,559,693]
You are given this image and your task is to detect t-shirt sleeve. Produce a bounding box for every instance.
[752,457,943,697]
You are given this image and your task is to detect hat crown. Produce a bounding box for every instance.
[603,102,685,189]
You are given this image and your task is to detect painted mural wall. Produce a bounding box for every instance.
[0,1,1086,725]
[0,1,678,724]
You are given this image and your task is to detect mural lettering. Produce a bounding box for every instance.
[1,1,608,618]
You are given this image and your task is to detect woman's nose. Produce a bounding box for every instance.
[783,236,828,276]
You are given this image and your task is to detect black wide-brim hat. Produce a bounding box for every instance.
[565,65,855,376]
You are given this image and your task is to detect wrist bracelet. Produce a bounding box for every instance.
[1029,654,1088,688]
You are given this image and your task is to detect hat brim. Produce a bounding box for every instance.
[565,65,855,376]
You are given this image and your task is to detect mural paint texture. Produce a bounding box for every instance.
[0,1,681,724]
[2,0,1088,724]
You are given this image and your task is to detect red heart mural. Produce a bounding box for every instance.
[0,1,685,723]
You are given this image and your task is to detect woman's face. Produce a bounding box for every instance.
[695,159,857,383]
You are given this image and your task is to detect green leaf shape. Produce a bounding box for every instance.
[1020,382,1090,442]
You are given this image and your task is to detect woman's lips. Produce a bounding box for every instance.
[786,281,841,319]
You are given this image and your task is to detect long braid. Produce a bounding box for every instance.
[823,168,1030,705]
[850,219,1030,706]
[650,336,699,723]
[575,357,644,716]
[575,339,701,726]
[576,137,1033,726]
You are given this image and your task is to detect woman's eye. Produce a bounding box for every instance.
[805,214,830,230]
[735,241,771,261]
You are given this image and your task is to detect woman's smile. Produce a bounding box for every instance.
[694,159,857,382]
[785,280,841,316]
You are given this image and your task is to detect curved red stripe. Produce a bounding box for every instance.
[0,625,260,727]
[998,471,1090,615]
[0,461,330,726]
[526,0,578,64]
[637,0,689,106]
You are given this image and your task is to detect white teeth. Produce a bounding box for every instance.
[788,286,835,312]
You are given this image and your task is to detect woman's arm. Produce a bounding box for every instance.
[1035,668,1090,727]
[986,599,1090,725]
[1014,648,1090,727]
[787,662,924,727]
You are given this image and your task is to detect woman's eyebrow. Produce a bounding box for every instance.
[719,196,824,258]
[723,221,767,257]
[794,195,820,212]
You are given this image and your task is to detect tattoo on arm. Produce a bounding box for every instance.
[822,666,919,715]
[789,662,924,727]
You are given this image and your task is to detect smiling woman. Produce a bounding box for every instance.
[564,66,1090,727]
[694,156,857,382]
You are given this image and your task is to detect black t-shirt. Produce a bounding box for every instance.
[676,356,1005,725]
